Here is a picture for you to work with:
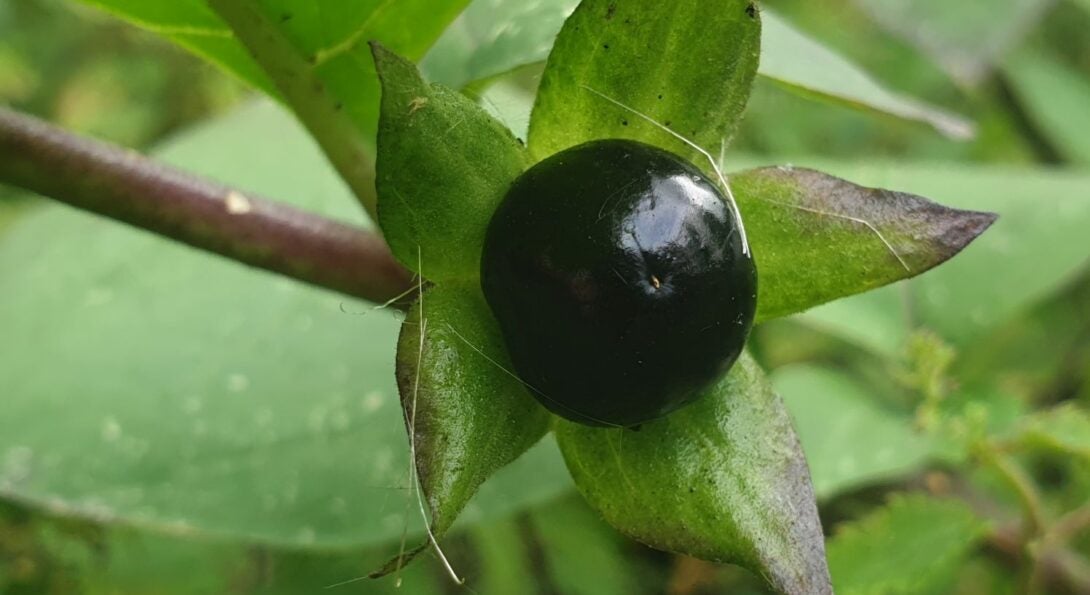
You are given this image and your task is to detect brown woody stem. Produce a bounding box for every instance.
[0,106,413,306]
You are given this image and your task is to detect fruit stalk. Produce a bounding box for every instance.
[0,106,414,307]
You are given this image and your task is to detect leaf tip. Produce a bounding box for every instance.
[937,207,998,262]
[367,40,384,64]
[369,41,414,79]
[367,39,387,58]
[976,209,1000,230]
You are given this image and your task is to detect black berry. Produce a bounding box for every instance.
[481,139,757,427]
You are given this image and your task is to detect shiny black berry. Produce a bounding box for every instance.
[480,139,757,427]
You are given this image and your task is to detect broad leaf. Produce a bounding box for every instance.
[78,0,469,216]
[73,1,280,94]
[12,499,643,593]
[792,162,1090,348]
[773,366,937,500]
[956,268,1090,391]
[421,0,579,88]
[1,502,446,594]
[373,283,551,575]
[528,0,761,165]
[0,201,27,235]
[469,518,537,595]
[1017,404,1090,460]
[853,0,1050,84]
[797,285,909,356]
[759,10,973,140]
[0,101,570,549]
[555,353,831,594]
[78,0,467,141]
[422,0,969,137]
[530,496,638,595]
[372,44,529,279]
[1005,49,1090,164]
[827,494,988,595]
[878,168,1090,345]
[733,166,996,322]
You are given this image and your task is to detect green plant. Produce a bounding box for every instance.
[366,4,989,589]
[2,0,1088,594]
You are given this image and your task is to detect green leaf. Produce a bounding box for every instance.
[1004,49,1090,164]
[854,0,1050,84]
[827,494,988,595]
[422,0,970,137]
[1017,404,1090,460]
[733,166,996,322]
[555,353,831,594]
[373,283,551,575]
[468,518,536,595]
[0,200,28,236]
[1,511,446,594]
[788,162,1090,347]
[759,10,973,139]
[797,285,908,357]
[73,0,269,95]
[530,495,640,595]
[956,268,1090,391]
[773,366,937,500]
[78,0,467,140]
[421,0,579,88]
[79,0,469,217]
[528,0,761,165]
[476,80,537,141]
[372,44,529,280]
[0,101,569,549]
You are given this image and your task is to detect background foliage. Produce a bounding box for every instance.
[1,0,1089,592]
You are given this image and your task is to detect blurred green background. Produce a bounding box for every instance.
[1,0,1089,593]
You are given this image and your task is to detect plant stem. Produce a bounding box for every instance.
[0,106,413,306]
[1051,503,1090,544]
[207,0,379,220]
[979,441,1047,537]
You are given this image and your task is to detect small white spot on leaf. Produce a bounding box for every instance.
[1,446,34,484]
[101,417,122,442]
[329,497,348,515]
[331,410,351,431]
[227,373,250,393]
[362,391,385,412]
[255,408,274,427]
[182,396,204,415]
[83,287,114,307]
